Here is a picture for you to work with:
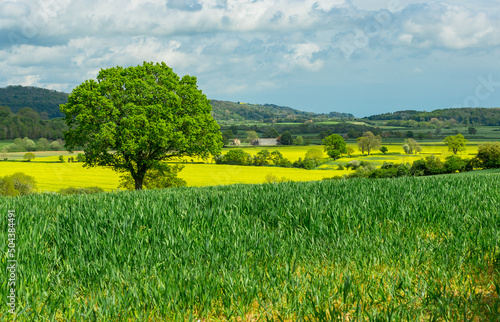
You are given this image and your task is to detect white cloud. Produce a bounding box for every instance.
[1,0,500,116]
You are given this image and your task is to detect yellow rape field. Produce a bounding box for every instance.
[0,159,350,192]
[0,142,482,192]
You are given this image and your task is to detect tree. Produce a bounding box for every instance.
[468,127,477,135]
[23,152,35,162]
[402,138,422,154]
[60,62,223,190]
[357,131,382,155]
[264,127,279,138]
[50,141,62,151]
[118,164,187,190]
[222,129,234,145]
[280,131,293,145]
[379,146,388,154]
[346,146,354,157]
[323,134,347,160]
[293,136,304,145]
[443,133,467,154]
[246,130,259,142]
[36,138,50,151]
[253,149,271,166]
[305,148,324,162]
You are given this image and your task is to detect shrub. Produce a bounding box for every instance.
[59,155,65,163]
[50,141,62,151]
[5,143,23,152]
[0,172,37,196]
[24,152,35,162]
[59,186,104,195]
[225,149,252,165]
[345,160,360,170]
[265,174,290,183]
[252,150,271,166]
[476,142,500,169]
[444,155,467,173]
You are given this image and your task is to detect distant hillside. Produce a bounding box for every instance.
[0,85,68,118]
[210,100,353,122]
[367,108,500,126]
[0,86,354,122]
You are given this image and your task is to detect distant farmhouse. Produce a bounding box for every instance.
[230,139,241,146]
[251,138,279,146]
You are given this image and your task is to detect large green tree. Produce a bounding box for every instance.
[323,134,347,159]
[60,62,223,190]
[443,133,467,154]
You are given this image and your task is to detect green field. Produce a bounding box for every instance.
[1,174,499,320]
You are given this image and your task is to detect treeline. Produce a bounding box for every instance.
[367,108,500,126]
[0,85,68,118]
[221,122,376,138]
[0,106,67,140]
[214,148,326,170]
[2,137,65,152]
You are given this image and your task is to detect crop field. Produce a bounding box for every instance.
[1,174,499,320]
[0,142,489,191]
[0,159,350,191]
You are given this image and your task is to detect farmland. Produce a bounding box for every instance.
[1,173,499,320]
[0,142,483,192]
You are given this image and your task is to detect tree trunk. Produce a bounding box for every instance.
[134,177,144,190]
[134,167,147,190]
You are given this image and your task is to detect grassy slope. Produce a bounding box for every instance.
[1,174,499,320]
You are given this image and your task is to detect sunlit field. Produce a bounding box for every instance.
[0,142,487,191]
[0,158,351,191]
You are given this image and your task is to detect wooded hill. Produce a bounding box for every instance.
[366,108,500,126]
[210,100,353,122]
[0,85,68,118]
[0,86,354,123]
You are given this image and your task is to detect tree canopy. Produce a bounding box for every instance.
[443,134,467,154]
[357,131,382,155]
[322,134,347,159]
[60,62,223,190]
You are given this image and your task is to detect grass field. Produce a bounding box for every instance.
[1,174,499,320]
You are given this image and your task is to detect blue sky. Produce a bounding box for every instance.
[0,0,499,117]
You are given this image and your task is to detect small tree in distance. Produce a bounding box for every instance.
[23,152,35,162]
[323,134,347,160]
[357,131,382,155]
[443,133,468,154]
[280,131,293,145]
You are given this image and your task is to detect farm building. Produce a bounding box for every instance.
[230,139,241,146]
[251,138,279,146]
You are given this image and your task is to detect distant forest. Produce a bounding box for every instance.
[0,105,66,140]
[367,108,500,126]
[0,85,68,118]
[210,100,354,122]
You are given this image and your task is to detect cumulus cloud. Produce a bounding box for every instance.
[0,0,499,115]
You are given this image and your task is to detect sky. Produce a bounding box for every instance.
[1,0,500,117]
